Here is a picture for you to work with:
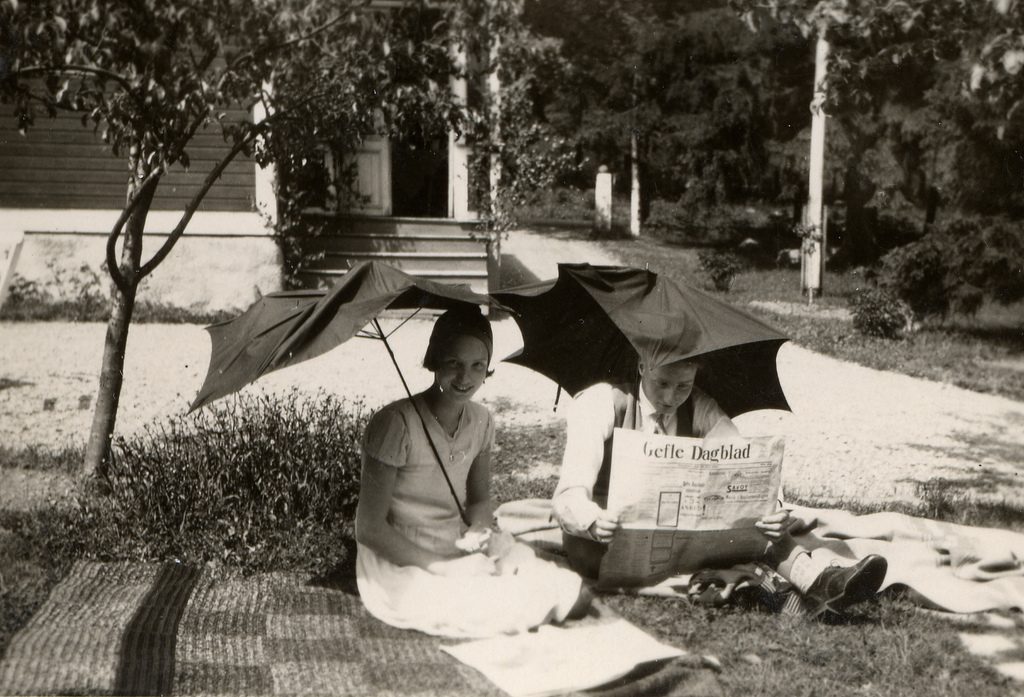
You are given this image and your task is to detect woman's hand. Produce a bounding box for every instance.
[588,508,621,544]
[754,510,794,541]
[455,527,492,554]
[428,553,497,577]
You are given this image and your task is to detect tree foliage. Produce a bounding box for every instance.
[522,0,811,209]
[423,0,577,231]
[0,0,467,473]
[731,0,1024,210]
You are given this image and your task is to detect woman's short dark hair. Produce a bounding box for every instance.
[422,306,495,377]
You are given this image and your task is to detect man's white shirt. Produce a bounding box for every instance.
[552,383,739,537]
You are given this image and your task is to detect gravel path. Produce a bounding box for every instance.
[2,228,1023,508]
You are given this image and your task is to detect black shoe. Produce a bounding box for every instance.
[803,554,888,619]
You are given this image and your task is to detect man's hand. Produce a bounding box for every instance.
[588,508,620,544]
[753,510,794,541]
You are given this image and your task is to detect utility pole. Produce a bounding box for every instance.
[803,25,829,304]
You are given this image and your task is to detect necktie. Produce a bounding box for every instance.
[653,413,669,435]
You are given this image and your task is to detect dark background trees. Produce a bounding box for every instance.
[520,0,1024,230]
[516,0,1024,318]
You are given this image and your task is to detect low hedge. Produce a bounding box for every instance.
[77,390,369,575]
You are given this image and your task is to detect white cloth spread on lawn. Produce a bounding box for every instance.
[496,498,1024,614]
[440,619,685,697]
[788,505,1024,613]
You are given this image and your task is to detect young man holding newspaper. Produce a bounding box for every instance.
[552,356,887,618]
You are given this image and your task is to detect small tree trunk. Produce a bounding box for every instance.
[84,170,154,477]
[630,129,640,238]
[85,282,138,476]
[924,185,939,230]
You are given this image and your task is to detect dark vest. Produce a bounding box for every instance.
[591,383,695,506]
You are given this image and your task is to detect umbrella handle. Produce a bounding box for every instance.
[373,318,470,527]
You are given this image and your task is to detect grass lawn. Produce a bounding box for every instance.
[2,232,1022,693]
[596,235,1024,402]
[1,414,1021,695]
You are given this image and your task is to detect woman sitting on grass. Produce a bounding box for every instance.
[355,306,590,638]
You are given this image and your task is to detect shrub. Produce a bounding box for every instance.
[79,390,369,574]
[849,288,909,339]
[698,250,745,292]
[0,443,84,473]
[873,203,923,252]
[516,186,597,221]
[878,217,1024,322]
[0,269,236,324]
[1,265,107,322]
[944,218,1024,307]
[878,235,952,321]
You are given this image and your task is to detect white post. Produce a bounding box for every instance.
[488,35,502,215]
[0,231,25,310]
[629,130,640,237]
[448,43,472,219]
[595,165,613,233]
[803,27,829,302]
[253,81,278,227]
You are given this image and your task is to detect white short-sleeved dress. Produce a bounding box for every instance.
[355,393,583,638]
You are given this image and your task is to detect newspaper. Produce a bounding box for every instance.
[598,428,784,588]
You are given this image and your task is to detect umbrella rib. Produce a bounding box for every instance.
[385,308,424,339]
[352,308,422,341]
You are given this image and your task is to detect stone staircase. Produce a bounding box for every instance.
[296,213,499,294]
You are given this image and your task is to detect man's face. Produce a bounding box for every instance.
[640,360,698,415]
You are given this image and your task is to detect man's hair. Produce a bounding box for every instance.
[640,356,707,375]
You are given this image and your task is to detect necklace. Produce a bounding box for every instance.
[425,395,463,436]
[431,407,463,437]
[423,388,464,437]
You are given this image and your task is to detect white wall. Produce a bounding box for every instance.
[3,209,282,313]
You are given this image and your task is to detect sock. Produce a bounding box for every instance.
[786,552,829,593]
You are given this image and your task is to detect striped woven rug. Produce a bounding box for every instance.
[0,561,721,696]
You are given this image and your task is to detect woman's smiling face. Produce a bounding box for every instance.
[433,335,490,402]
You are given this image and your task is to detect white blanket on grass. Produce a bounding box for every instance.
[495,499,1024,614]
[786,505,1024,614]
[441,619,684,697]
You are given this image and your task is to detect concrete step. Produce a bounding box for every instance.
[302,211,485,237]
[298,267,490,293]
[310,251,487,273]
[293,214,499,295]
[303,235,487,254]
